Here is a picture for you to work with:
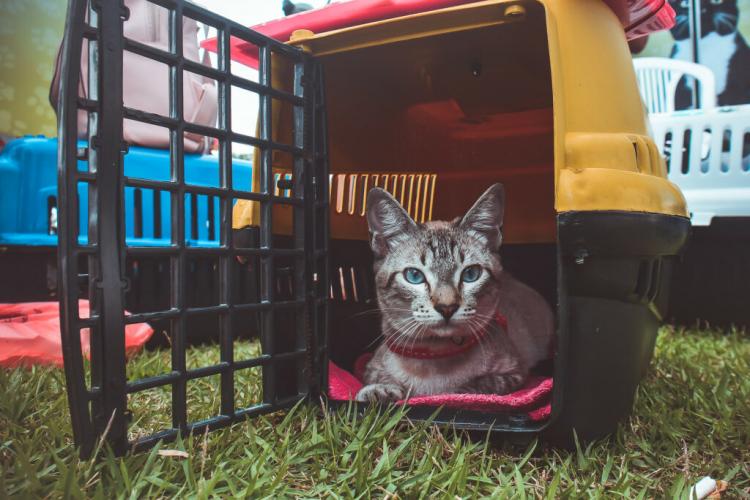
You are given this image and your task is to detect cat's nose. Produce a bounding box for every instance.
[434,303,459,321]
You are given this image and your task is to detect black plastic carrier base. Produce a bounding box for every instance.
[54,0,689,458]
[544,211,689,445]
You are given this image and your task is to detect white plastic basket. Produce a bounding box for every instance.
[650,107,750,225]
[634,57,716,114]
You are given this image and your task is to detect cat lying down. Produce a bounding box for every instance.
[356,184,554,403]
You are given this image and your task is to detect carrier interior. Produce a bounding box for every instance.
[274,1,557,424]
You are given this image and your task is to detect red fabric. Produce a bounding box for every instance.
[330,353,552,421]
[202,0,674,68]
[0,301,153,368]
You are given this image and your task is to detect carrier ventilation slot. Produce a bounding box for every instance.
[153,190,162,238]
[329,173,437,223]
[134,188,143,238]
[275,266,295,299]
[207,195,216,241]
[47,196,58,235]
[191,193,199,239]
[272,171,437,221]
[328,265,373,304]
[634,258,662,303]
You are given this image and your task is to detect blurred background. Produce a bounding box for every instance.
[0,0,335,142]
[5,0,750,140]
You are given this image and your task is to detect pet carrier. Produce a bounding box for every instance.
[56,0,689,457]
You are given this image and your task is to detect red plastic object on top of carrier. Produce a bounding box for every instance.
[201,0,675,69]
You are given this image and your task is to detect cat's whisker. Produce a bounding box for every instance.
[399,319,422,344]
[466,318,491,358]
[472,316,496,355]
[372,320,412,347]
[383,317,421,349]
[464,315,493,334]
[365,328,403,350]
[380,328,407,347]
[471,311,498,319]
[347,309,384,319]
[407,322,425,352]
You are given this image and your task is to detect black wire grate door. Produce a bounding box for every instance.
[57,0,329,458]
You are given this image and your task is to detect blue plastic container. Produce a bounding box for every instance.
[0,136,252,248]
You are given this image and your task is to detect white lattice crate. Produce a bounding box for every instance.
[649,106,750,226]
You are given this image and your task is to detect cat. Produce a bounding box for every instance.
[669,0,750,108]
[355,184,554,403]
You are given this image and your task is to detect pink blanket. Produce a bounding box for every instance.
[328,353,552,421]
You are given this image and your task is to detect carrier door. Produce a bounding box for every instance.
[57,0,328,458]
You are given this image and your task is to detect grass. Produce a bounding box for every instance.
[1,326,748,498]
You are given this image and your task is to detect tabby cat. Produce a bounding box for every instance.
[356,184,554,403]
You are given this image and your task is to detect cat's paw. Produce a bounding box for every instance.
[355,384,405,403]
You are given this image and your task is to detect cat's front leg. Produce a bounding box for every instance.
[355,383,405,403]
[460,372,525,395]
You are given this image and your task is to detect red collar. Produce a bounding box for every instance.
[385,313,508,359]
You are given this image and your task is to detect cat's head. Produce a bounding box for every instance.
[669,0,739,40]
[366,184,505,340]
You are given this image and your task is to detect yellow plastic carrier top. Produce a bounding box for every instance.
[232,0,688,244]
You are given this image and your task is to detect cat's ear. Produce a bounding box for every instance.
[460,183,505,250]
[366,187,418,257]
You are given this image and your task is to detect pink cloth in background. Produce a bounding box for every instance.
[0,300,153,368]
[328,353,553,421]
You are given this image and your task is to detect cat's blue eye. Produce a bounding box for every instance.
[404,268,426,284]
[461,265,482,283]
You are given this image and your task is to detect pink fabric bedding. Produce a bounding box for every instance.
[328,353,552,421]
